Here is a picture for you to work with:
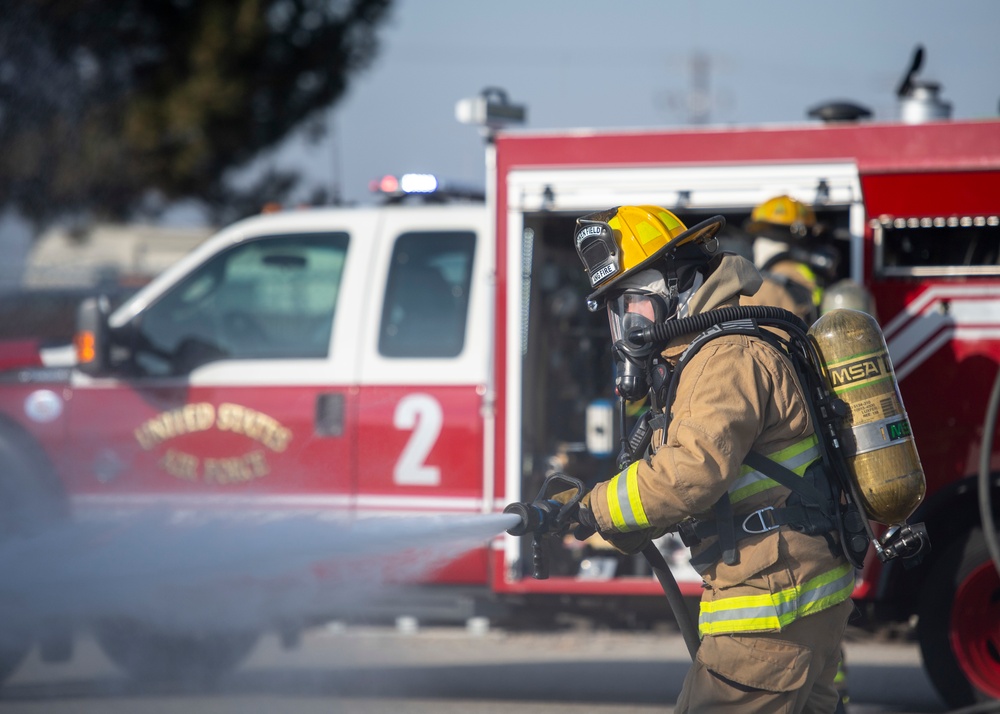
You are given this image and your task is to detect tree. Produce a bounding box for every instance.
[0,0,394,226]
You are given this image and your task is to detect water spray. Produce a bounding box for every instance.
[0,510,521,633]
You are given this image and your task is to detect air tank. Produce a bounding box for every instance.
[809,308,926,524]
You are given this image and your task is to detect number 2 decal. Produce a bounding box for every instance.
[393,394,443,485]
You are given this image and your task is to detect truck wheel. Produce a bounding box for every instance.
[917,528,1000,707]
[94,619,259,684]
[0,425,67,538]
[0,425,68,685]
[0,628,30,685]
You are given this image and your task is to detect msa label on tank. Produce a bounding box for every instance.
[885,419,912,441]
[826,351,892,392]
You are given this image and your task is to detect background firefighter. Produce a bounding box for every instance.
[566,205,854,712]
[741,195,840,324]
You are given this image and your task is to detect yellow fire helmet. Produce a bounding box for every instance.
[574,205,725,303]
[745,195,817,237]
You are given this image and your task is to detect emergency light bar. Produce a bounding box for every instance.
[370,173,485,203]
[370,173,439,195]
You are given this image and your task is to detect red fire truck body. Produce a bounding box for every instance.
[1,116,999,704]
[489,118,1000,708]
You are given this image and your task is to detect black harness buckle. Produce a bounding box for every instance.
[677,520,702,548]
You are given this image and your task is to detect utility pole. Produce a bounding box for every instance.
[662,50,722,126]
[685,51,712,125]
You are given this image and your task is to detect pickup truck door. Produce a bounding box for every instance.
[65,221,376,515]
[354,208,492,522]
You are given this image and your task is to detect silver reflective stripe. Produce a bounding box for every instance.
[614,463,643,531]
[698,563,855,634]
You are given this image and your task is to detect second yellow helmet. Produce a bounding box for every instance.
[745,195,817,237]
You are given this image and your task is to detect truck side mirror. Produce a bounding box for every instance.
[74,296,110,376]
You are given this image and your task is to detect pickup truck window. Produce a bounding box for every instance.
[133,232,348,374]
[379,231,475,358]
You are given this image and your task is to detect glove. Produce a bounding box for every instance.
[551,488,598,541]
[573,496,598,541]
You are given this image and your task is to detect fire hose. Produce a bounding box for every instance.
[503,473,702,660]
[979,368,1000,584]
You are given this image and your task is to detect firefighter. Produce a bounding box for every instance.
[569,205,854,713]
[741,195,839,324]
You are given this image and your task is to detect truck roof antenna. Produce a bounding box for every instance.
[896,45,925,99]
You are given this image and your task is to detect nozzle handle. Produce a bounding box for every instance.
[531,473,586,530]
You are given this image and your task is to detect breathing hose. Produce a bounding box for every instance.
[629,305,808,350]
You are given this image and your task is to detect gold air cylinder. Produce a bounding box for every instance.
[808,308,926,524]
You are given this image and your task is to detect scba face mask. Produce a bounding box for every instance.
[608,291,669,356]
[607,268,705,402]
[610,291,666,402]
[607,271,670,403]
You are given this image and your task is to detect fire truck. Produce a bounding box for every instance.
[1,76,999,706]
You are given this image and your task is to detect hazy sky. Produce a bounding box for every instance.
[258,0,1000,207]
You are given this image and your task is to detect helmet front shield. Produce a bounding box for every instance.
[575,217,620,291]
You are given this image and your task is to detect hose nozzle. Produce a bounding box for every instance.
[503,473,585,537]
[502,472,586,580]
[503,501,544,536]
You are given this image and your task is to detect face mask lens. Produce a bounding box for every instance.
[608,292,662,345]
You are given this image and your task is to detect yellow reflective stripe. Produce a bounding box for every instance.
[606,462,650,532]
[728,435,820,504]
[606,473,625,530]
[769,433,820,464]
[793,264,822,306]
[635,221,663,245]
[698,562,854,636]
